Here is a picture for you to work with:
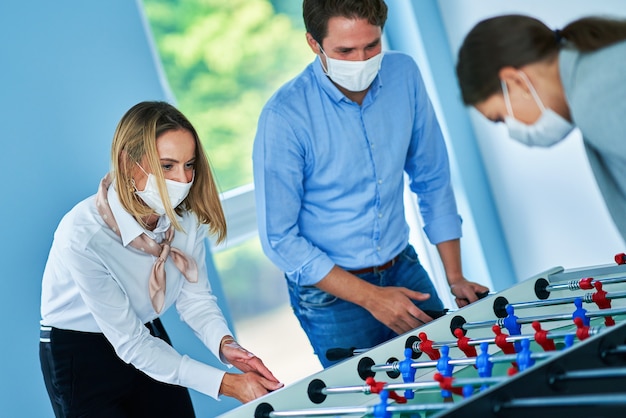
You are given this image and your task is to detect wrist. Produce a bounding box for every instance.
[219,372,237,397]
[220,335,236,351]
[448,276,466,287]
[357,282,381,310]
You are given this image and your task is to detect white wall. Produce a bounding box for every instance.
[438,0,626,280]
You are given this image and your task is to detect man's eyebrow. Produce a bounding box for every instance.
[335,38,381,52]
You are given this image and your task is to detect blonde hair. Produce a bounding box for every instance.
[110,101,226,243]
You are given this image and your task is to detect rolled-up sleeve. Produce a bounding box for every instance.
[404,67,462,245]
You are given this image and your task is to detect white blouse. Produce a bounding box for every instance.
[40,183,232,399]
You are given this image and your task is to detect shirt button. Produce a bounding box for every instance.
[378,213,383,218]
[378,179,383,184]
[377,246,381,251]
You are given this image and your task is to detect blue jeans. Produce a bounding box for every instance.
[287,244,444,368]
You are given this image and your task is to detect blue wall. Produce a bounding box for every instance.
[0,1,237,416]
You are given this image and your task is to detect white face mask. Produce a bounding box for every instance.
[134,164,194,216]
[319,44,383,92]
[501,71,574,147]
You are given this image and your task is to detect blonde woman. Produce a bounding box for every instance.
[39,101,282,417]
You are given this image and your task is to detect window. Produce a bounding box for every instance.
[142,0,321,382]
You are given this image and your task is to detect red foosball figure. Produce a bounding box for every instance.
[532,321,556,351]
[492,325,516,355]
[592,282,616,326]
[418,332,440,360]
[454,328,478,358]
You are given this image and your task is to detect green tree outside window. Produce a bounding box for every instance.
[142,0,312,321]
[143,0,310,191]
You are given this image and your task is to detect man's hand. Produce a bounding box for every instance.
[436,239,490,308]
[316,266,437,335]
[364,286,434,334]
[449,279,490,307]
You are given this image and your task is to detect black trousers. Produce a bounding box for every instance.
[39,318,196,418]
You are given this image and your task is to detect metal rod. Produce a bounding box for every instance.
[429,330,577,350]
[498,394,626,410]
[509,291,626,311]
[383,376,506,392]
[370,363,397,373]
[267,402,454,417]
[321,385,369,396]
[546,275,626,292]
[486,351,554,364]
[552,367,626,382]
[510,296,582,309]
[462,307,626,330]
[319,375,509,399]
[267,405,369,417]
[376,351,557,377]
[602,345,626,356]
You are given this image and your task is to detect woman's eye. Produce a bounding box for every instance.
[161,164,173,171]
[185,162,195,169]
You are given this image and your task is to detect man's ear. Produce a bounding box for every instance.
[306,32,321,54]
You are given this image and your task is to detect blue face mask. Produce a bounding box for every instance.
[501,71,575,147]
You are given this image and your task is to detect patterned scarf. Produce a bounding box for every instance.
[95,174,198,313]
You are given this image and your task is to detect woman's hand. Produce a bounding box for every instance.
[218,336,283,403]
[219,371,283,404]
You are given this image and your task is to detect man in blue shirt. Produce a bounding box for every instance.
[253,0,488,367]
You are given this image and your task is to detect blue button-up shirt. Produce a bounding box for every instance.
[253,51,461,286]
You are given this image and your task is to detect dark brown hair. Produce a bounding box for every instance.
[303,0,388,45]
[456,15,626,105]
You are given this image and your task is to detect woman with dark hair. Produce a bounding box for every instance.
[456,15,626,241]
[39,101,282,417]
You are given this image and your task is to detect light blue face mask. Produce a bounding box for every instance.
[318,43,383,92]
[134,163,194,216]
[501,71,575,147]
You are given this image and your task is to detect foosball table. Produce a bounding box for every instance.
[218,257,626,418]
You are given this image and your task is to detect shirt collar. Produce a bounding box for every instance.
[107,184,171,246]
[312,55,384,104]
